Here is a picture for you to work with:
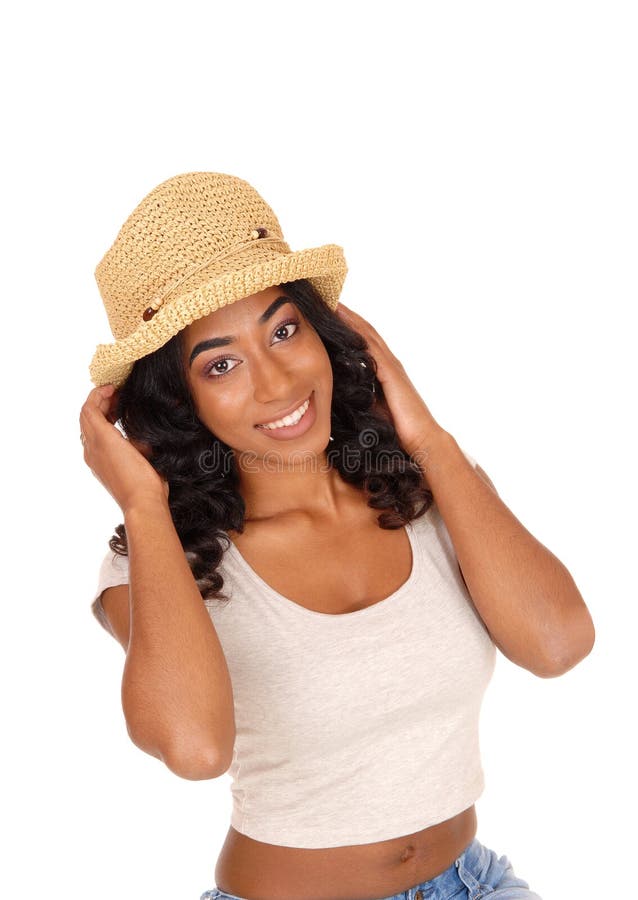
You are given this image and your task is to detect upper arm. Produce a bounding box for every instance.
[92,547,130,647]
[99,584,131,651]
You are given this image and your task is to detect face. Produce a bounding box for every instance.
[181,285,333,464]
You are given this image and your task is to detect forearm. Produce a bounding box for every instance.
[122,497,235,775]
[416,429,595,676]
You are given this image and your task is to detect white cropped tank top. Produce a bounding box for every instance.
[91,451,496,848]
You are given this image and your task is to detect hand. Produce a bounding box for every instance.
[335,302,446,457]
[80,384,169,513]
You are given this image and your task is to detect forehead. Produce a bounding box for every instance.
[183,285,292,343]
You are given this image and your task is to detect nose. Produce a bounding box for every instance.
[250,352,297,405]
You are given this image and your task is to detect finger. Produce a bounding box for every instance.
[338,302,364,318]
[338,305,376,333]
[104,388,121,424]
[81,385,117,426]
[96,384,116,414]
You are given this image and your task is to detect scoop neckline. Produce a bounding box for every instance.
[223,519,424,620]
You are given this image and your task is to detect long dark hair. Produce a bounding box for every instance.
[108,278,433,602]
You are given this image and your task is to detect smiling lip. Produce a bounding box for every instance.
[254,393,312,428]
[254,392,316,441]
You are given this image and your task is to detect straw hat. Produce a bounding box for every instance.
[88,172,348,388]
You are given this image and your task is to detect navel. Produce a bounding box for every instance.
[399,843,416,863]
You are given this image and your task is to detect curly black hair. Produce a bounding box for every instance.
[107,278,433,602]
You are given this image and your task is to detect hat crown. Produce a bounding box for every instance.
[89,171,347,388]
[95,172,288,340]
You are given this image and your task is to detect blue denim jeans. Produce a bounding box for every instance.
[199,836,543,899]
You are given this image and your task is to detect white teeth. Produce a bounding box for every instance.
[258,397,310,430]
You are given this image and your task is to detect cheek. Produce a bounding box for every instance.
[206,401,242,434]
[306,333,332,374]
[189,387,233,431]
[316,343,333,382]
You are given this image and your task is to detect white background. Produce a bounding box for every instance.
[2,2,636,898]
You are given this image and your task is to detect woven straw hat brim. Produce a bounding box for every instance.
[89,242,347,388]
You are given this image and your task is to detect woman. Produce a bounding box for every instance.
[82,172,594,900]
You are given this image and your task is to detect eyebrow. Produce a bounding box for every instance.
[188,295,294,368]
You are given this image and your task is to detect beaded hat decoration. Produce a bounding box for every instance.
[88,172,348,388]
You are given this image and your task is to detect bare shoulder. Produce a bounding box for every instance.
[100,584,130,651]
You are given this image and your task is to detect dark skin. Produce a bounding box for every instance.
[215,810,478,900]
[177,286,477,898]
[183,286,347,521]
[84,285,593,900]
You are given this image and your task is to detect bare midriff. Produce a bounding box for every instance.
[214,804,477,900]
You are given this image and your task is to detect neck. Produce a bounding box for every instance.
[236,452,358,523]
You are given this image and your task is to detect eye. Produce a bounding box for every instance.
[202,318,300,380]
[272,318,299,342]
[203,356,240,380]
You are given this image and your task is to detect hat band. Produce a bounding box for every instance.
[142,230,287,321]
